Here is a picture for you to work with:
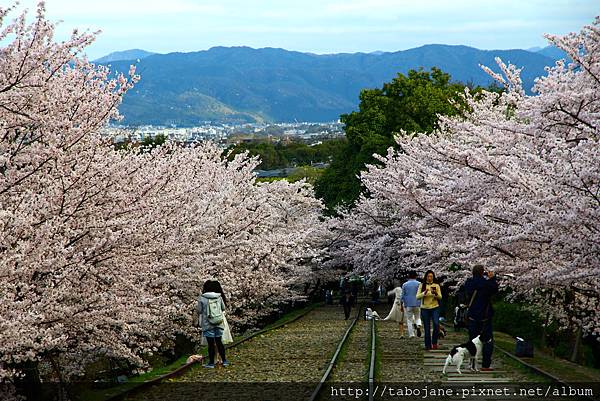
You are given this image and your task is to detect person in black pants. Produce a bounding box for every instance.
[198,280,229,368]
[464,265,499,371]
[340,291,354,320]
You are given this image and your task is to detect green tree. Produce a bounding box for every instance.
[287,165,324,185]
[226,138,347,170]
[141,133,167,149]
[226,141,286,170]
[280,142,317,166]
[315,67,467,213]
[114,133,167,152]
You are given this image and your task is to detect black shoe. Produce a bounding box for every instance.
[416,327,422,337]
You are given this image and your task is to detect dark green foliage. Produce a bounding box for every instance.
[314,144,364,210]
[113,133,167,152]
[493,301,544,344]
[315,68,466,212]
[141,133,167,149]
[493,301,600,368]
[226,139,346,170]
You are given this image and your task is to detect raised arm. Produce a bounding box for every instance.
[485,276,499,295]
[416,284,425,300]
[434,284,442,300]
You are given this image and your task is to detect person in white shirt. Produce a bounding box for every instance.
[383,281,405,337]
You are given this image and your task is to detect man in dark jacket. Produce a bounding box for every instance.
[464,264,499,370]
[340,290,354,320]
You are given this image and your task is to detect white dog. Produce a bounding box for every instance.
[365,308,381,320]
[442,335,483,375]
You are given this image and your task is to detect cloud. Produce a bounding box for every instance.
[18,0,226,19]
[207,19,539,35]
[6,0,598,58]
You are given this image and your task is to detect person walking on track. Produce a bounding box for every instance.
[198,280,229,368]
[383,281,405,336]
[416,270,442,350]
[340,290,354,320]
[200,280,233,365]
[465,265,499,371]
[402,271,422,338]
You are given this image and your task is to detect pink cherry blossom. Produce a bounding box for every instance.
[0,2,324,386]
[328,17,600,336]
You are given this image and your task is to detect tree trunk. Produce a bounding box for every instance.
[570,327,582,363]
[541,312,550,348]
[14,360,43,401]
[49,354,72,401]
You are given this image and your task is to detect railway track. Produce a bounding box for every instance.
[368,318,375,401]
[105,303,322,401]
[364,312,596,401]
[103,301,595,401]
[308,303,364,401]
[117,302,363,401]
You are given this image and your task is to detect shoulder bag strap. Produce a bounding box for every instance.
[468,290,477,308]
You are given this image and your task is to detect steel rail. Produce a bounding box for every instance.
[368,318,376,401]
[105,302,323,401]
[441,322,596,401]
[307,303,363,401]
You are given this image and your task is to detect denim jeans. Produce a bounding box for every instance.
[203,327,224,338]
[468,318,494,368]
[420,307,440,349]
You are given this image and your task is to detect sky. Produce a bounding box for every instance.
[9,0,598,60]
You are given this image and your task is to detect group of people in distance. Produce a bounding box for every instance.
[366,265,499,370]
[199,263,499,371]
[381,270,439,347]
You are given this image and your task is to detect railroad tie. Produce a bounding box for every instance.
[424,327,516,391]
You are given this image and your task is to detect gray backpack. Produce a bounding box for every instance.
[207,296,224,325]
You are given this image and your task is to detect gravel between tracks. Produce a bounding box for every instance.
[328,317,370,383]
[124,305,352,401]
[374,304,438,382]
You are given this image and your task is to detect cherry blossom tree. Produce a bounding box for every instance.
[331,18,600,335]
[0,0,149,385]
[141,144,324,333]
[0,2,324,396]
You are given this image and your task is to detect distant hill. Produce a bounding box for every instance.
[95,49,157,64]
[101,45,560,126]
[535,45,569,61]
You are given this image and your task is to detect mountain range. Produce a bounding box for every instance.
[97,45,566,126]
[95,49,157,64]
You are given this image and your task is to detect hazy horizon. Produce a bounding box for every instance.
[94,42,562,59]
[12,0,596,60]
